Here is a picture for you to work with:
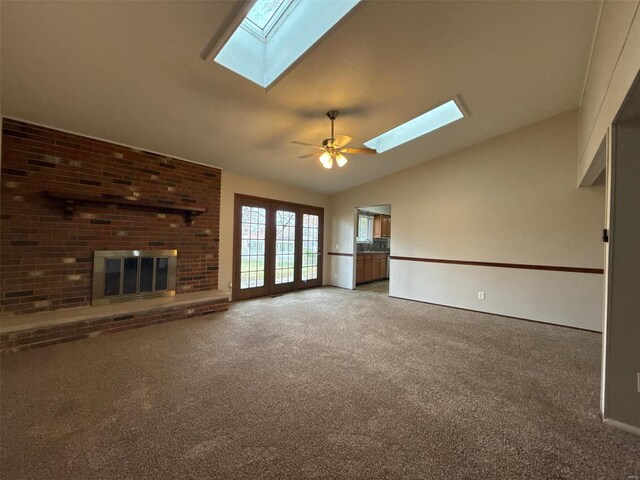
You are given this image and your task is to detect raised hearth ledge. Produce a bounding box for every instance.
[0,290,229,335]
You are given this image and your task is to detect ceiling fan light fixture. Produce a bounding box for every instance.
[319,152,334,169]
[319,151,332,168]
[293,109,375,170]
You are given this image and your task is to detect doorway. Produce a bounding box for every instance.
[233,194,323,301]
[354,204,391,295]
[600,73,640,432]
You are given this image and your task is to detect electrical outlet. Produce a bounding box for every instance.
[335,243,339,250]
[478,291,485,300]
[333,273,338,280]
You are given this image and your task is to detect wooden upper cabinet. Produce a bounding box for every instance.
[373,214,391,238]
[373,215,382,238]
[381,215,391,237]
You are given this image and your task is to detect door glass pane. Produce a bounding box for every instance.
[104,258,121,296]
[123,257,139,294]
[140,257,154,292]
[302,214,319,281]
[155,258,169,291]
[275,210,296,284]
[240,206,267,289]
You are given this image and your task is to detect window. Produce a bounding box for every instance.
[245,0,287,32]
[243,0,293,40]
[212,0,360,88]
[364,98,466,153]
[357,213,374,243]
[240,206,267,289]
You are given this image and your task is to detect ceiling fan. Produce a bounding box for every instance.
[292,110,377,169]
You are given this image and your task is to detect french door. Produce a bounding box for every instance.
[233,195,323,301]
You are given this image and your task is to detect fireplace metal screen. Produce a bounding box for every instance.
[92,250,177,305]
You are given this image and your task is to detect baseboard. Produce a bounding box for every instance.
[603,418,640,437]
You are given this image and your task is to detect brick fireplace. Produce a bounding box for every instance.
[0,119,228,351]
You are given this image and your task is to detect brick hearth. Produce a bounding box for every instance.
[0,290,229,353]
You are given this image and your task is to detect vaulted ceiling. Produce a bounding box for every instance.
[1,1,599,194]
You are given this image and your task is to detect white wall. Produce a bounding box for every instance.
[578,0,640,185]
[328,110,606,331]
[219,171,329,297]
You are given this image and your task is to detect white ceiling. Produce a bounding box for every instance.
[1,1,600,195]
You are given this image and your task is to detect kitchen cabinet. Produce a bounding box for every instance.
[382,215,391,237]
[356,256,364,284]
[356,253,389,284]
[373,215,391,238]
[363,258,372,282]
[372,258,380,279]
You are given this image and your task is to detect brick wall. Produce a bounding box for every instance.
[1,119,221,315]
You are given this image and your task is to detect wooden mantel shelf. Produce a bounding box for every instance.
[43,191,207,226]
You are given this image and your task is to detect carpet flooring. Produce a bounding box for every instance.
[1,287,639,479]
[357,280,389,294]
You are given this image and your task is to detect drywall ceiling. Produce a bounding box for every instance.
[1,1,600,195]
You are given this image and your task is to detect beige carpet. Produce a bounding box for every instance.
[1,287,638,479]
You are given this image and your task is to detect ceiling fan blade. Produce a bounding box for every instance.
[332,134,352,148]
[342,147,377,155]
[291,141,324,149]
[298,152,320,159]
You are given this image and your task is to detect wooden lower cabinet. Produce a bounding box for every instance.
[356,256,364,284]
[364,260,372,282]
[372,259,380,279]
[356,253,389,284]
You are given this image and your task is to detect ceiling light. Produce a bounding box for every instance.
[319,152,333,169]
[336,154,348,167]
[319,151,332,167]
[364,98,466,153]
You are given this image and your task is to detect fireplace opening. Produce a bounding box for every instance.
[93,250,177,305]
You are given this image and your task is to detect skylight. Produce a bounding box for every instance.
[245,0,286,31]
[364,99,466,153]
[212,0,360,88]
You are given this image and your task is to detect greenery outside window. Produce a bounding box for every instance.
[357,213,374,243]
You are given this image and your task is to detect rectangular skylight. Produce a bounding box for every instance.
[364,99,465,153]
[246,0,286,30]
[212,0,360,88]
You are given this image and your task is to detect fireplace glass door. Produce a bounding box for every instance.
[93,250,177,305]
